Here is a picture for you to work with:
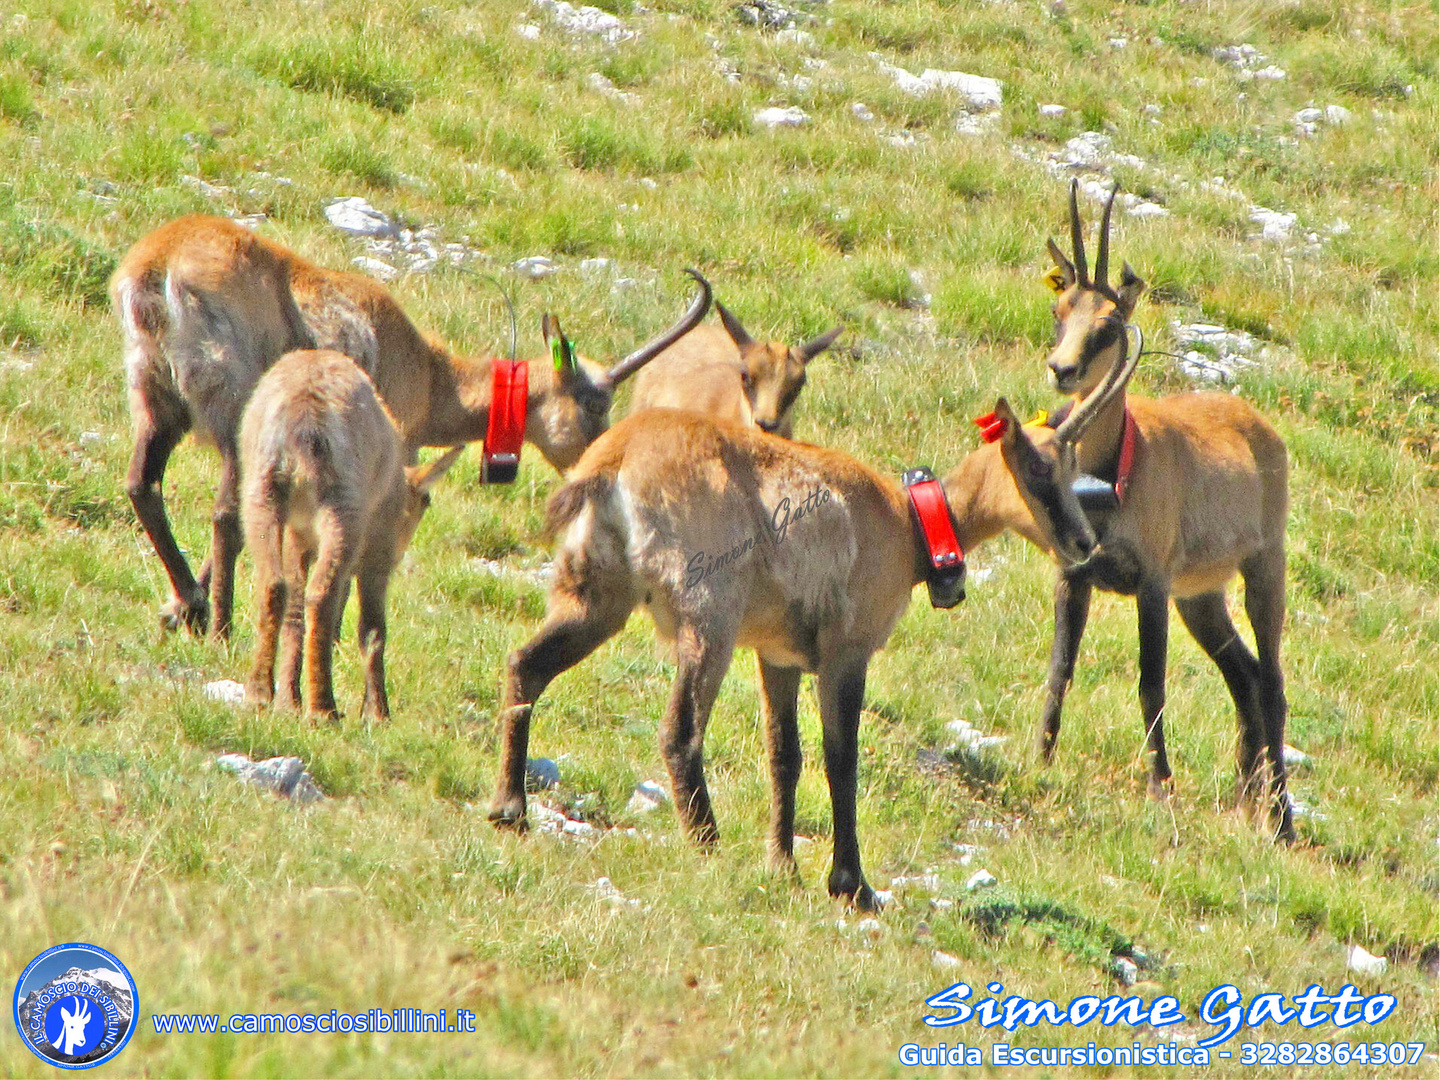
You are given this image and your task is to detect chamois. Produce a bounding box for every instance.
[484,359,1126,909]
[241,349,461,721]
[111,214,710,639]
[628,302,841,436]
[1020,182,1294,840]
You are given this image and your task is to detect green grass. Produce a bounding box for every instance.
[0,0,1435,1076]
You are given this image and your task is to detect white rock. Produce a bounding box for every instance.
[626,779,670,814]
[856,917,883,936]
[891,872,942,892]
[638,177,658,189]
[1347,944,1388,977]
[1127,201,1169,218]
[755,106,810,127]
[561,818,598,838]
[579,257,614,276]
[1325,104,1352,125]
[952,843,983,866]
[851,102,875,122]
[1143,104,1162,116]
[534,0,634,44]
[1283,744,1310,767]
[932,950,963,969]
[215,753,325,804]
[1108,37,1128,49]
[512,255,558,279]
[930,897,955,911]
[586,71,633,102]
[872,57,1003,110]
[525,757,561,790]
[203,679,246,705]
[1039,103,1067,117]
[946,718,973,734]
[871,889,895,907]
[79,431,104,447]
[1294,107,1324,124]
[324,197,397,238]
[515,22,541,38]
[775,27,814,46]
[592,876,644,908]
[965,869,997,890]
[351,256,399,282]
[1112,956,1139,985]
[1250,206,1297,242]
[1252,65,1286,80]
[181,174,231,200]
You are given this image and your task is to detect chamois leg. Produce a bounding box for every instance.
[817,658,876,910]
[1241,549,1294,842]
[356,557,393,722]
[758,658,804,874]
[1038,572,1092,762]
[488,588,634,829]
[126,411,208,634]
[659,623,736,846]
[302,511,360,721]
[206,445,244,642]
[244,510,286,706]
[275,535,311,711]
[1173,591,1267,808]
[1136,581,1172,799]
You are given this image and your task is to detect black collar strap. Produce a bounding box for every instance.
[902,467,966,609]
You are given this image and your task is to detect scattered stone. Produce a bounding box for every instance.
[580,256,615,276]
[351,256,399,283]
[792,835,814,849]
[965,869,997,890]
[181,174,231,200]
[1039,103,1067,117]
[1143,104,1162,116]
[775,27,815,46]
[534,0,634,44]
[1212,43,1284,81]
[1170,320,1275,383]
[638,177,659,189]
[1347,944,1388,977]
[1108,37,1128,49]
[1283,744,1310,768]
[1112,956,1139,985]
[526,757,561,790]
[324,197,398,238]
[626,779,670,813]
[856,917,884,938]
[586,71,634,102]
[871,888,895,907]
[515,22,541,39]
[512,255,559,279]
[78,431,104,447]
[930,897,955,912]
[951,843,983,866]
[754,106,810,127]
[203,679,246,705]
[736,0,802,30]
[232,213,268,230]
[872,56,1002,110]
[215,753,325,804]
[592,876,646,909]
[932,950,963,969]
[1288,796,1326,821]
[891,872,942,893]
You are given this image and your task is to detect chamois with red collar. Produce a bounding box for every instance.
[482,359,1130,910]
[1011,182,1294,841]
[111,214,710,639]
[628,301,842,436]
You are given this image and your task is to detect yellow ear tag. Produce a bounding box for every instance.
[1043,266,1066,294]
[1024,411,1049,428]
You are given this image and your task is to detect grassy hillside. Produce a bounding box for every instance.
[0,0,1435,1076]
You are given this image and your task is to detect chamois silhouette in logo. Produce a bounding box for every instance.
[57,997,92,1056]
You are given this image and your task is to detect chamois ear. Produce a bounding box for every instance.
[407,446,464,493]
[716,301,754,349]
[541,314,579,385]
[1116,262,1147,318]
[798,325,843,362]
[1045,239,1076,292]
[991,397,1022,444]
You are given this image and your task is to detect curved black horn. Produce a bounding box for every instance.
[1095,184,1119,291]
[603,268,712,386]
[1068,179,1089,286]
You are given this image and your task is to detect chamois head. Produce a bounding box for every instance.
[1044,181,1147,396]
[995,336,1140,565]
[532,270,712,469]
[716,302,842,436]
[396,446,464,557]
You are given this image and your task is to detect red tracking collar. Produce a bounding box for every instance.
[902,468,966,608]
[483,360,528,483]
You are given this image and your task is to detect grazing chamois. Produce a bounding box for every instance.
[627,302,842,436]
[1019,181,1293,840]
[240,349,462,720]
[111,214,710,639]
[484,361,1127,909]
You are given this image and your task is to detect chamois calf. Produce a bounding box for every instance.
[111,214,710,640]
[1019,182,1294,840]
[241,349,461,720]
[627,302,841,436]
[485,358,1126,909]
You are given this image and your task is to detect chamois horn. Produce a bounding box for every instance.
[1094,184,1120,291]
[602,269,713,387]
[1068,179,1089,286]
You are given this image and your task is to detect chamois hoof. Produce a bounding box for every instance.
[488,799,529,832]
[244,680,274,707]
[160,593,209,636]
[1146,775,1172,802]
[828,867,879,910]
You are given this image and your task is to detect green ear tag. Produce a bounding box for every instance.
[551,337,576,373]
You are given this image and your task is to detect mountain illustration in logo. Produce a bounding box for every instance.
[16,966,135,1065]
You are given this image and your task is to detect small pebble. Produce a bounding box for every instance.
[965,869,997,890]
